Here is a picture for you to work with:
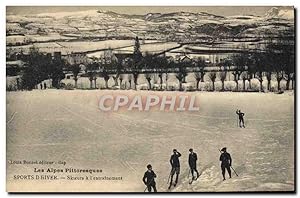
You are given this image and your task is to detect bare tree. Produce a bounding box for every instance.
[103,70,110,89]
[101,49,115,89]
[145,73,153,90]
[246,66,255,90]
[232,70,241,91]
[284,55,294,90]
[275,71,284,91]
[165,73,169,90]
[255,71,264,92]
[208,72,217,91]
[240,71,248,91]
[125,56,140,90]
[158,73,163,89]
[252,52,266,92]
[285,71,293,90]
[194,72,202,90]
[133,72,139,90]
[176,72,185,91]
[93,76,97,89]
[112,75,119,86]
[71,64,81,89]
[86,63,98,89]
[114,56,124,87]
[175,60,187,91]
[195,58,206,82]
[219,71,227,91]
[128,74,133,89]
[232,53,248,91]
[87,74,94,89]
[119,74,124,89]
[291,73,295,90]
[265,71,272,91]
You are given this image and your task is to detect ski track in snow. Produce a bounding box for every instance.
[184,113,292,122]
[60,102,151,146]
[58,104,105,130]
[165,165,224,192]
[6,111,17,125]
[57,101,154,176]
[59,99,294,192]
[114,113,213,134]
[14,143,68,147]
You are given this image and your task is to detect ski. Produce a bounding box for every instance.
[189,175,199,185]
[167,182,178,190]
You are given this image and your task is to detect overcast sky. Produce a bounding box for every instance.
[6,6,293,16]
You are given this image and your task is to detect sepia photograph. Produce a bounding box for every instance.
[6,5,295,193]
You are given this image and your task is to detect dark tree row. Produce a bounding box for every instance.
[18,32,294,92]
[20,47,65,90]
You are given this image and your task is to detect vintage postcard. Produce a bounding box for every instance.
[6,6,295,192]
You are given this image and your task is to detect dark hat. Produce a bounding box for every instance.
[173,149,177,152]
[221,147,227,152]
[189,148,193,152]
[147,164,152,169]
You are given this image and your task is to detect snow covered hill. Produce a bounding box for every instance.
[6,7,294,43]
[265,7,294,20]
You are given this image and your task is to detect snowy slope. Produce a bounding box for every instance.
[6,90,294,192]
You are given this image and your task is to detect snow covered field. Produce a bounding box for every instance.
[6,90,294,192]
[7,39,136,55]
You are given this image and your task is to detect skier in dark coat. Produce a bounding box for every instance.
[236,109,245,128]
[169,149,181,188]
[188,148,200,180]
[143,164,157,192]
[219,147,232,181]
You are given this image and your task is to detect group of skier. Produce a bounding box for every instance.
[142,109,245,192]
[143,147,233,192]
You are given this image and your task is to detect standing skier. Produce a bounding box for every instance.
[188,148,200,180]
[143,164,157,192]
[169,149,181,189]
[219,147,232,181]
[236,109,245,128]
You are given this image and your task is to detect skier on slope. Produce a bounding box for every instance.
[188,148,200,181]
[169,149,181,189]
[236,109,245,128]
[219,147,232,181]
[143,164,157,192]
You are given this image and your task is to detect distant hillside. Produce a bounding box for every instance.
[6,7,294,43]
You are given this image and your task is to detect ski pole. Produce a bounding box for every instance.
[143,185,148,192]
[167,169,172,184]
[143,177,155,192]
[237,111,239,127]
[230,166,239,177]
[218,149,238,177]
[236,109,239,127]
